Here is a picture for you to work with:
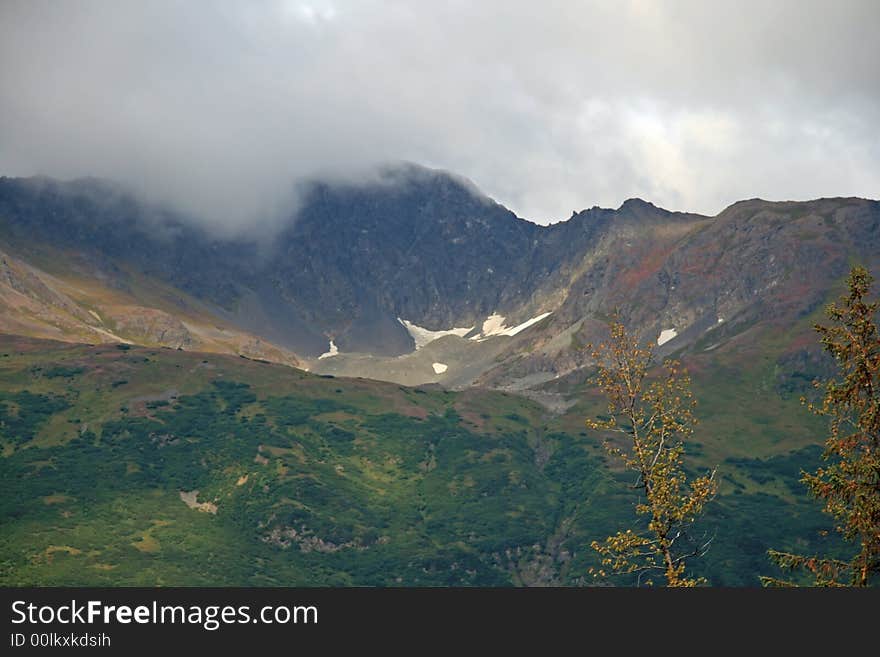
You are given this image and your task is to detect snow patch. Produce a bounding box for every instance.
[398,318,473,350]
[470,312,553,340]
[476,313,509,338]
[318,339,339,359]
[717,317,724,324]
[432,362,448,374]
[657,328,677,346]
[505,312,553,336]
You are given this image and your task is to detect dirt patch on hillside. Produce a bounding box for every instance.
[179,490,218,514]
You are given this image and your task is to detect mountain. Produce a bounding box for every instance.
[479,195,880,389]
[2,165,876,395]
[0,166,569,359]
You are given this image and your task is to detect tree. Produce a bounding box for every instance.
[587,318,717,587]
[763,266,880,587]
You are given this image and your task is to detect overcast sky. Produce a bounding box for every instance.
[1,0,878,230]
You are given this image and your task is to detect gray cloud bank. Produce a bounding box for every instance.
[1,0,878,231]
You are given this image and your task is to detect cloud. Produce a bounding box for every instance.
[1,0,878,230]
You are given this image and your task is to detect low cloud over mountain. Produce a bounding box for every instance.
[2,1,879,231]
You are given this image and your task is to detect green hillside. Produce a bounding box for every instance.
[0,333,841,586]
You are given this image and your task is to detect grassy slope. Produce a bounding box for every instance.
[0,328,843,586]
[546,295,852,584]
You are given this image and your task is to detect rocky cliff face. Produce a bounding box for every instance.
[477,196,880,389]
[267,165,543,354]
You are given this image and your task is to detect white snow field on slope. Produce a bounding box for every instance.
[432,362,448,374]
[398,311,552,352]
[398,318,473,349]
[470,312,553,341]
[504,311,553,336]
[657,328,677,346]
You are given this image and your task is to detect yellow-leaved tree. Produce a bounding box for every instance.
[763,266,880,587]
[587,318,717,587]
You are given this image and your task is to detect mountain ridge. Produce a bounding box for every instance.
[1,166,878,392]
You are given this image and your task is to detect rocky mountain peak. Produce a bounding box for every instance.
[618,197,656,211]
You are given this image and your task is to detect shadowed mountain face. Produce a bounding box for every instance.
[1,168,556,356]
[266,166,546,354]
[0,165,878,390]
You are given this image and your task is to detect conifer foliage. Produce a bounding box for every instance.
[764,266,880,586]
